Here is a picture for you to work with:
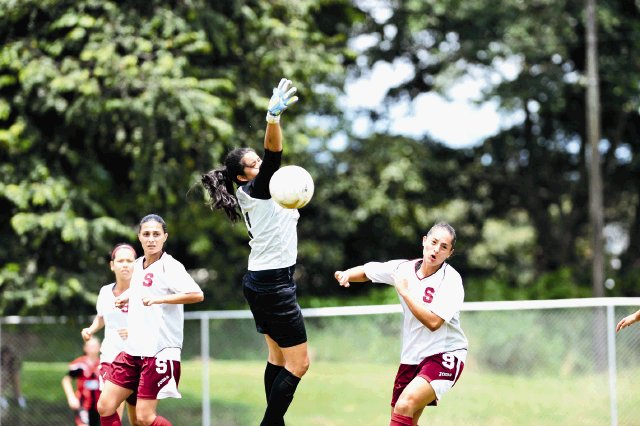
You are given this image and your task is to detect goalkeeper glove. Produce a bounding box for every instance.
[266,78,299,123]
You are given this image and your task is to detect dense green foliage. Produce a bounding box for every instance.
[352,0,640,299]
[1,0,639,314]
[0,0,362,313]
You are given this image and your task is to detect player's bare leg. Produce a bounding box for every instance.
[98,381,132,416]
[392,376,435,426]
[126,402,139,426]
[135,398,171,426]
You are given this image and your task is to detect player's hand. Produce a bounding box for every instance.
[616,310,640,332]
[114,296,129,310]
[334,271,351,288]
[117,328,128,340]
[142,296,160,306]
[266,78,298,123]
[81,328,92,341]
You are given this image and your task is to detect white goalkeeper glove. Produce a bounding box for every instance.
[266,78,299,123]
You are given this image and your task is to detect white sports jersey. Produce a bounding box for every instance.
[125,253,202,359]
[95,283,128,363]
[236,186,299,271]
[364,259,468,365]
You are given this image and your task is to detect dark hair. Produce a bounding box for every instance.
[139,214,167,233]
[200,148,254,223]
[427,222,457,248]
[110,243,137,260]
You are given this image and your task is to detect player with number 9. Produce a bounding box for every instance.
[334,223,468,426]
[198,78,310,426]
[97,214,204,426]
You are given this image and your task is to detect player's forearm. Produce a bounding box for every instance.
[154,292,204,305]
[61,376,75,398]
[399,292,444,331]
[343,266,369,282]
[264,122,283,152]
[89,316,105,334]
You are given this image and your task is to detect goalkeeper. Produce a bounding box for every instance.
[197,78,309,426]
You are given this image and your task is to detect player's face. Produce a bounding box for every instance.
[138,221,168,257]
[238,151,262,182]
[422,228,454,266]
[110,248,135,282]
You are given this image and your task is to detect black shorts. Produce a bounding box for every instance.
[242,265,307,348]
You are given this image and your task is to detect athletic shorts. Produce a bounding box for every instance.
[108,351,181,400]
[242,265,307,348]
[100,360,137,405]
[391,351,465,407]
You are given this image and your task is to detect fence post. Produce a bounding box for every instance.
[201,314,211,426]
[606,304,618,426]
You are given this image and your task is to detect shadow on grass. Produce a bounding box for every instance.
[154,396,257,426]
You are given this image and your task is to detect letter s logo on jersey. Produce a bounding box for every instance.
[423,287,435,303]
[143,273,154,287]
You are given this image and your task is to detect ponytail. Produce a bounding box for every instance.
[201,168,242,222]
[200,147,255,223]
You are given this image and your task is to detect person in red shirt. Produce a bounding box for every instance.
[62,337,102,426]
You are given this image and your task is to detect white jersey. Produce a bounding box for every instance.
[236,186,299,271]
[125,253,202,359]
[95,283,129,363]
[364,259,468,365]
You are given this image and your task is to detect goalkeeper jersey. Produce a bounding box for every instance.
[237,149,299,271]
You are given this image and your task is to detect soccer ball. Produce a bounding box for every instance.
[269,165,315,209]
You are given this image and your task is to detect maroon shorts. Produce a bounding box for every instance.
[109,352,180,401]
[391,352,465,407]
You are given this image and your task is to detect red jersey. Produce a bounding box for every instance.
[67,355,101,413]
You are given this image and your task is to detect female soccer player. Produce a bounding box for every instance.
[199,78,309,426]
[81,243,138,425]
[334,223,468,426]
[97,214,204,426]
[62,337,101,426]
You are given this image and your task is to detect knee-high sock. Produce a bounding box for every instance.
[260,368,301,426]
[150,415,172,426]
[390,412,413,426]
[100,413,122,426]
[264,362,285,402]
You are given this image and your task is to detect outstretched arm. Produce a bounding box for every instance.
[334,266,370,288]
[142,291,204,306]
[264,78,298,152]
[616,309,640,332]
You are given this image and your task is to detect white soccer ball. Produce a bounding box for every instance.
[269,165,315,209]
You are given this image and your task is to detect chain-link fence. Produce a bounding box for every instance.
[1,298,640,425]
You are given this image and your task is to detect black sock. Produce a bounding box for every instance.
[264,362,284,402]
[260,368,301,426]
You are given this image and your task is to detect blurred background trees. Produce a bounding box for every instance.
[1,0,639,314]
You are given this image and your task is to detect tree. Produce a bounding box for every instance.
[0,0,364,314]
[352,0,640,295]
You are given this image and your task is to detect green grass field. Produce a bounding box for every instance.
[6,359,639,425]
